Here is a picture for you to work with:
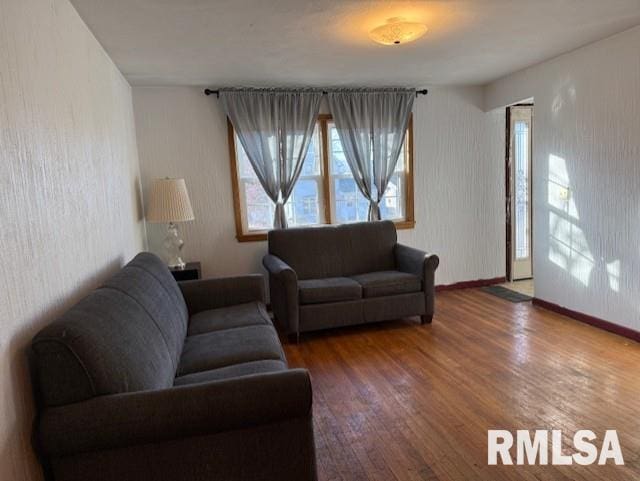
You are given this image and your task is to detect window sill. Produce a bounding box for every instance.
[236,219,415,243]
[395,220,416,230]
[236,232,269,243]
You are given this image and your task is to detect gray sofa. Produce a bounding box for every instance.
[30,252,317,481]
[263,221,439,341]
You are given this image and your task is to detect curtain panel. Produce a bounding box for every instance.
[327,89,415,221]
[220,88,322,229]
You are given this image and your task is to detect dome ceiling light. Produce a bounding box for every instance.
[369,17,428,46]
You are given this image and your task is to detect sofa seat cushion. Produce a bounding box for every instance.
[187,301,271,336]
[351,271,422,298]
[177,325,285,376]
[298,277,362,305]
[174,360,287,386]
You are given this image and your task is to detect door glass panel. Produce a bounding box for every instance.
[514,120,529,259]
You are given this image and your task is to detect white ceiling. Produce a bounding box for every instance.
[69,0,640,87]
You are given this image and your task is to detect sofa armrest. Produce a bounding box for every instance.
[38,369,312,457]
[263,255,299,336]
[179,274,265,315]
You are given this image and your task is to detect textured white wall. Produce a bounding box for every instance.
[0,0,145,479]
[133,86,505,285]
[400,88,505,285]
[484,26,640,331]
[133,87,267,278]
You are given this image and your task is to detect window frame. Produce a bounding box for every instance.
[228,114,415,242]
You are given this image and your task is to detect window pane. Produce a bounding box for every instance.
[243,180,273,231]
[287,179,320,226]
[300,125,321,176]
[329,125,351,175]
[235,133,279,179]
[329,122,408,224]
[395,143,406,172]
[237,140,257,179]
[334,177,369,223]
[379,173,404,220]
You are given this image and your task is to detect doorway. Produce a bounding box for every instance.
[506,104,533,284]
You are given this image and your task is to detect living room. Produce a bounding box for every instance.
[2,1,639,480]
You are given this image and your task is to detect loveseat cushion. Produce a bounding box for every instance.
[351,271,422,298]
[344,221,397,276]
[173,360,287,386]
[187,302,271,336]
[177,325,285,376]
[298,277,362,305]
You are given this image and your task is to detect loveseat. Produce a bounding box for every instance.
[263,221,439,341]
[30,252,317,481]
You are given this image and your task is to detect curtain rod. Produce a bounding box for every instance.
[203,88,428,98]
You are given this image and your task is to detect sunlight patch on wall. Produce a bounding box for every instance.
[606,259,621,293]
[551,76,576,118]
[548,154,579,219]
[548,154,594,287]
[548,211,595,286]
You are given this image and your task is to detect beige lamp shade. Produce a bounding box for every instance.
[146,178,195,223]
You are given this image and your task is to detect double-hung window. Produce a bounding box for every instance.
[229,115,414,241]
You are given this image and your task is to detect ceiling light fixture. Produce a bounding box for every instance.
[369,17,428,46]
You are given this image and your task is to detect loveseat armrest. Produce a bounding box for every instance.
[263,255,299,337]
[263,254,297,283]
[38,369,312,457]
[395,244,440,322]
[394,244,440,279]
[179,274,266,315]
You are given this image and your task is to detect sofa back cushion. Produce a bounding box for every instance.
[268,221,397,279]
[102,253,189,369]
[31,253,188,407]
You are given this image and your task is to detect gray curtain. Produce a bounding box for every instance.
[220,89,322,229]
[328,89,414,221]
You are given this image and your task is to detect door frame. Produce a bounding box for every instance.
[505,103,534,282]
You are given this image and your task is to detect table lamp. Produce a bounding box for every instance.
[146,178,195,269]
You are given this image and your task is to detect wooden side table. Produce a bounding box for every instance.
[170,262,201,282]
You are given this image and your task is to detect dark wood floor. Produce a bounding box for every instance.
[284,288,640,481]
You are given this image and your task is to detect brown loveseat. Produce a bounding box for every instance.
[263,221,439,341]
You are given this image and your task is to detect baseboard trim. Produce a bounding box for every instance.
[532,297,640,343]
[436,276,506,292]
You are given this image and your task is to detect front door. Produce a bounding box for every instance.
[509,106,533,280]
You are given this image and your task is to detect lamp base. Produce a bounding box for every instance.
[168,258,186,270]
[163,223,186,270]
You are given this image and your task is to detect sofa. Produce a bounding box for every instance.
[263,220,439,341]
[30,252,317,481]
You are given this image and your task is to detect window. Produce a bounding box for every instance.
[234,125,324,233]
[228,115,414,241]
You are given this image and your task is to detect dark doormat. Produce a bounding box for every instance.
[481,285,532,303]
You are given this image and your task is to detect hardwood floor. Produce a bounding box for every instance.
[283,288,640,481]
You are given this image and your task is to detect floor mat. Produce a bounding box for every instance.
[481,285,532,303]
